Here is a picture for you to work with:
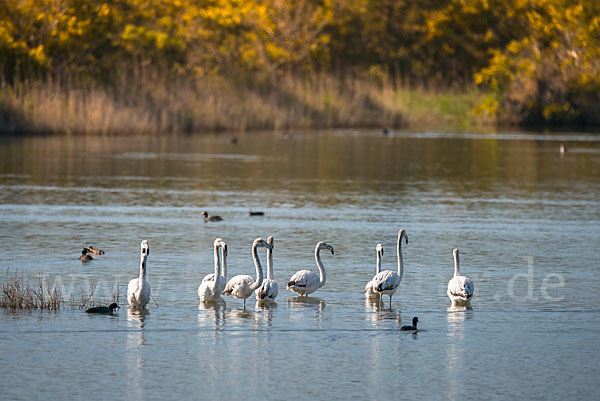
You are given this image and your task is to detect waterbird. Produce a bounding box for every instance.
[79,248,93,263]
[560,144,567,154]
[365,244,384,298]
[127,240,151,309]
[198,238,228,302]
[255,236,278,301]
[223,238,271,308]
[447,248,474,304]
[371,229,408,308]
[86,303,119,314]
[287,242,334,297]
[400,317,419,331]
[86,246,105,255]
[202,210,223,222]
[249,210,264,216]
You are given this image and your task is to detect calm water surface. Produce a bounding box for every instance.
[0,131,599,400]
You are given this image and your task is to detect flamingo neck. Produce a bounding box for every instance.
[220,246,227,280]
[453,253,460,277]
[213,242,220,277]
[139,255,147,280]
[315,247,326,285]
[250,243,264,291]
[267,247,274,280]
[397,235,404,281]
[376,251,382,274]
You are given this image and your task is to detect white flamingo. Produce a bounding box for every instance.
[255,236,278,301]
[127,240,151,309]
[198,238,228,301]
[447,248,474,304]
[287,241,334,296]
[372,229,408,307]
[223,238,271,308]
[365,244,384,298]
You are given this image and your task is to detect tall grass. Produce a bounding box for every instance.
[1,270,61,310]
[0,269,121,311]
[0,73,490,135]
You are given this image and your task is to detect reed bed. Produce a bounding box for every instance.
[1,270,61,310]
[0,73,488,136]
[0,270,121,311]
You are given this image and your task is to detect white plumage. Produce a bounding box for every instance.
[256,236,278,301]
[372,229,408,308]
[198,238,228,302]
[223,238,271,308]
[287,241,334,296]
[365,244,384,298]
[127,240,151,309]
[447,248,474,304]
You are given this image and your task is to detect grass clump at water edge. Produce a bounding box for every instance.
[1,269,61,310]
[0,269,121,311]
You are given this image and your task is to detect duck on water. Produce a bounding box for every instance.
[86,303,119,314]
[400,317,419,331]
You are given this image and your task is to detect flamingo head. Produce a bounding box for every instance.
[398,229,408,244]
[140,240,150,256]
[317,242,334,255]
[254,238,272,251]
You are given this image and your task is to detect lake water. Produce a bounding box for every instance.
[0,131,599,400]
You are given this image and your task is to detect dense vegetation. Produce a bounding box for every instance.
[1,0,599,134]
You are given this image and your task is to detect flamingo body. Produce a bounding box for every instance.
[127,240,151,309]
[447,248,474,304]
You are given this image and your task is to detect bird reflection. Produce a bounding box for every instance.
[287,296,325,310]
[126,308,148,398]
[255,300,276,326]
[364,298,401,327]
[198,299,227,328]
[226,308,255,323]
[127,308,149,330]
[445,305,473,399]
[287,296,325,321]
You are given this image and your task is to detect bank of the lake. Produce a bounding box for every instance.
[0,75,488,136]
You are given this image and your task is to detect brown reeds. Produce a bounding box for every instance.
[0,72,487,136]
[1,269,61,310]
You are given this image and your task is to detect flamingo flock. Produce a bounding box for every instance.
[124,229,474,316]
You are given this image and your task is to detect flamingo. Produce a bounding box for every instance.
[287,242,334,296]
[371,229,408,307]
[256,236,278,301]
[223,238,271,308]
[365,244,384,298]
[447,248,474,304]
[198,238,228,301]
[127,240,151,309]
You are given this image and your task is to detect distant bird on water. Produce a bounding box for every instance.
[202,211,223,222]
[249,210,264,216]
[80,248,93,263]
[86,303,119,314]
[400,317,419,331]
[87,246,105,255]
[559,144,567,154]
